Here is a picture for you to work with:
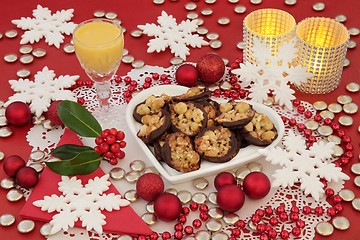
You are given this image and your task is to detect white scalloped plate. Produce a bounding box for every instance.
[126,85,284,184]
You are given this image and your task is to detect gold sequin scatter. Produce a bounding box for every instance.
[212,232,229,240]
[93,10,105,18]
[205,0,216,3]
[285,0,297,5]
[351,163,360,175]
[228,0,239,3]
[196,83,206,90]
[201,8,213,16]
[153,0,165,4]
[0,127,13,138]
[206,32,219,40]
[32,48,46,58]
[0,213,15,227]
[337,95,352,105]
[332,145,344,157]
[237,41,245,50]
[130,160,145,172]
[348,27,360,36]
[347,40,357,49]
[316,222,334,236]
[195,230,211,240]
[43,119,55,130]
[105,12,117,20]
[30,162,45,173]
[328,103,342,113]
[142,166,159,175]
[178,190,192,204]
[197,27,209,35]
[305,120,319,130]
[234,5,246,14]
[207,83,219,92]
[338,116,353,126]
[332,216,350,230]
[223,213,239,224]
[19,45,33,54]
[335,14,347,23]
[1,177,15,189]
[109,167,125,180]
[146,201,155,213]
[346,82,360,92]
[195,18,204,26]
[218,17,230,25]
[0,151,4,161]
[0,108,5,116]
[124,190,139,202]
[205,219,222,231]
[7,189,23,202]
[141,213,157,225]
[165,188,177,195]
[354,176,360,187]
[29,150,45,162]
[358,125,360,133]
[317,126,333,136]
[235,166,250,180]
[125,171,140,182]
[352,198,360,211]
[187,12,199,20]
[132,60,145,69]
[208,192,217,204]
[327,135,341,145]
[210,40,222,49]
[248,162,263,172]
[339,189,355,202]
[4,53,17,63]
[313,101,327,110]
[0,116,7,127]
[63,44,75,54]
[193,178,209,190]
[222,58,229,66]
[40,223,53,236]
[17,68,31,78]
[343,58,350,67]
[185,2,197,11]
[343,103,358,114]
[220,81,232,91]
[122,48,129,56]
[250,0,262,4]
[17,220,35,233]
[319,110,334,120]
[192,192,207,204]
[208,207,224,219]
[170,57,184,65]
[122,55,135,64]
[130,29,143,38]
[5,30,17,38]
[19,54,34,64]
[0,33,3,39]
[313,2,325,11]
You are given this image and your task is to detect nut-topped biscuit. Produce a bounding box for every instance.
[194,126,238,163]
[170,101,208,136]
[162,132,201,173]
[173,87,210,102]
[137,109,171,144]
[199,100,219,128]
[133,94,170,123]
[215,101,255,128]
[242,112,277,146]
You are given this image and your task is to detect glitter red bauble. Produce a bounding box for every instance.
[3,155,26,177]
[243,172,271,199]
[214,172,237,191]
[154,193,182,222]
[5,101,31,126]
[136,173,164,201]
[217,184,245,212]
[15,166,38,188]
[46,100,64,126]
[175,64,199,87]
[196,53,225,83]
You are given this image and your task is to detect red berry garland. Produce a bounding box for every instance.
[94,128,126,165]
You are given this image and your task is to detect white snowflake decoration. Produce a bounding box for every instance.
[138,11,208,60]
[260,131,349,201]
[4,66,79,117]
[232,37,314,109]
[33,174,130,235]
[12,5,77,48]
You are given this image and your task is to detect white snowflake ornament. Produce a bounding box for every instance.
[33,174,130,235]
[12,5,77,48]
[138,11,208,60]
[260,131,349,201]
[232,37,314,109]
[4,66,79,117]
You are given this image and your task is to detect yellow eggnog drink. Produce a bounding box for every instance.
[73,19,124,82]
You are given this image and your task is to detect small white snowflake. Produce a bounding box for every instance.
[33,174,130,235]
[232,37,314,109]
[260,131,349,201]
[138,11,208,60]
[12,5,77,48]
[4,66,79,117]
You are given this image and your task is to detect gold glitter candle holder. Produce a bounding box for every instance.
[294,17,349,94]
[243,8,296,63]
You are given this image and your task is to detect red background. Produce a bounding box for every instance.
[0,0,359,239]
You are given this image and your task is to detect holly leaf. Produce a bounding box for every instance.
[50,144,94,160]
[45,150,101,176]
[57,100,102,138]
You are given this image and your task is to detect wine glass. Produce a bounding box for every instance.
[73,19,124,123]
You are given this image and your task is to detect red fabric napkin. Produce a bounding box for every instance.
[20,128,152,236]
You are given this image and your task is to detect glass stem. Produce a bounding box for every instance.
[94,81,111,110]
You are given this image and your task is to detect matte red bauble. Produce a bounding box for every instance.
[214,172,237,191]
[136,173,164,201]
[243,172,271,199]
[154,193,182,222]
[3,155,26,177]
[46,100,64,126]
[196,53,225,83]
[15,166,38,188]
[175,64,199,87]
[217,184,245,212]
[5,101,31,126]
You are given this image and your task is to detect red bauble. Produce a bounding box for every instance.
[154,193,182,222]
[5,101,31,126]
[196,53,225,83]
[214,172,237,191]
[217,184,245,212]
[15,166,38,188]
[243,172,271,199]
[46,100,64,126]
[175,64,199,87]
[3,155,26,177]
[136,173,164,201]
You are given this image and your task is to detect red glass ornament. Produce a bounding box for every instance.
[199,212,209,221]
[334,203,343,213]
[197,54,225,83]
[297,123,306,132]
[235,220,245,229]
[297,106,305,114]
[150,232,158,240]
[5,101,32,126]
[136,173,164,201]
[114,76,122,83]
[265,206,273,216]
[214,172,237,191]
[290,213,299,222]
[288,118,297,126]
[162,232,171,240]
[231,228,241,237]
[292,100,300,107]
[296,219,305,228]
[178,215,186,224]
[314,207,323,216]
[269,217,279,226]
[327,207,336,216]
[154,193,182,222]
[182,207,190,216]
[174,231,183,239]
[302,206,311,215]
[152,73,160,80]
[313,114,322,122]
[192,219,202,228]
[214,89,221,97]
[279,212,288,221]
[276,206,285,215]
[175,64,199,87]
[304,111,312,119]
[243,172,271,199]
[109,158,118,165]
[217,184,245,212]
[124,76,132,84]
[174,223,183,231]
[199,204,209,213]
[190,202,198,211]
[3,155,26,177]
[184,226,193,235]
[15,166,38,188]
[255,209,265,217]
[251,214,261,224]
[257,224,265,234]
[280,230,289,239]
[325,188,334,197]
[292,227,301,237]
[268,229,277,238]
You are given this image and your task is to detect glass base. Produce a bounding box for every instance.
[92,105,127,130]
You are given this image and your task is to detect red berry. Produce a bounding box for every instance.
[115,150,125,159]
[119,141,127,148]
[302,206,311,215]
[325,188,334,197]
[101,130,110,138]
[313,114,322,122]
[292,227,301,236]
[94,146,102,154]
[290,213,299,222]
[304,129,312,137]
[345,151,354,159]
[182,207,190,216]
[265,206,273,216]
[106,135,116,144]
[124,76,132,84]
[251,214,261,223]
[199,212,208,221]
[109,157,118,165]
[184,226,193,235]
[114,76,122,83]
[314,206,323,216]
[174,231,182,239]
[230,76,238,84]
[109,128,118,136]
[297,106,305,114]
[76,79,84,87]
[288,118,297,126]
[333,195,342,204]
[162,232,171,240]
[296,219,305,228]
[189,202,198,211]
[327,207,336,216]
[276,206,285,214]
[110,143,120,153]
[231,92,239,99]
[334,203,343,213]
[297,123,306,132]
[260,234,269,240]
[143,82,151,89]
[324,118,332,125]
[174,223,183,231]
[145,77,152,83]
[304,111,312,118]
[163,79,171,84]
[130,80,137,87]
[152,73,160,80]
[77,97,85,105]
[178,215,186,224]
[224,90,231,97]
[123,91,131,98]
[214,89,221,97]
[116,131,125,140]
[269,217,278,226]
[150,232,158,240]
[291,206,299,214]
[85,80,93,87]
[280,230,289,239]
[233,83,241,91]
[268,229,277,238]
[239,89,246,98]
[293,100,300,107]
[199,204,209,213]
[257,224,266,233]
[99,143,109,153]
[160,74,168,81]
[95,136,104,145]
[128,86,136,92]
[231,228,241,237]
[192,219,202,228]
[255,209,265,217]
[104,151,115,159]
[235,220,245,229]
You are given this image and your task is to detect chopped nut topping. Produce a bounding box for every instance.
[138,111,166,137]
[216,101,253,123]
[136,95,166,115]
[195,126,232,158]
[173,87,209,101]
[171,102,205,135]
[244,113,276,141]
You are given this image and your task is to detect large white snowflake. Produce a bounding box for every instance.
[138,11,208,60]
[4,66,79,117]
[232,37,314,109]
[33,174,130,235]
[260,131,349,201]
[12,5,77,48]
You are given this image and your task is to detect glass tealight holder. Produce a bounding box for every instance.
[294,17,349,94]
[243,8,296,63]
